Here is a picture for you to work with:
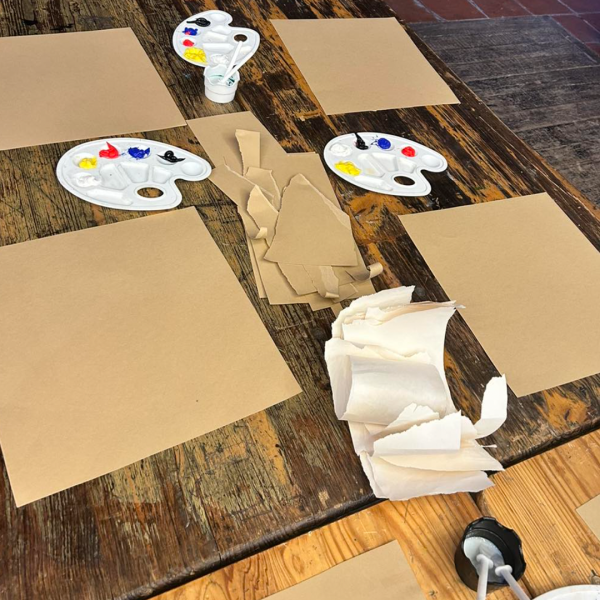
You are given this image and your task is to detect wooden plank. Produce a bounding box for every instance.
[478,430,600,597]
[416,16,597,82]
[463,64,600,102]
[154,497,519,600]
[519,118,600,149]
[0,1,599,599]
[416,16,600,205]
[414,15,556,39]
[483,99,600,132]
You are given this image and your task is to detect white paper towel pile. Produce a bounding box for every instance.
[325,286,507,500]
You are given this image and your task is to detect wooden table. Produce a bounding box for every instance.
[0,0,599,597]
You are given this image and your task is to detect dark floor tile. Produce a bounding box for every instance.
[416,15,600,204]
[561,0,600,12]
[386,0,438,22]
[554,14,600,41]
[518,0,573,14]
[473,0,531,16]
[419,0,486,20]
[582,12,600,29]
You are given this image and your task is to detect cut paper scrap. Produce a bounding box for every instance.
[577,495,600,542]
[245,167,281,207]
[247,237,267,298]
[304,265,340,299]
[279,264,317,296]
[209,164,271,239]
[473,375,508,439]
[346,355,448,424]
[236,129,261,173]
[360,454,493,501]
[372,411,463,456]
[341,302,459,414]
[381,442,503,472]
[266,542,423,600]
[264,174,358,266]
[0,208,300,506]
[271,18,459,116]
[0,29,186,151]
[379,404,439,437]
[325,286,507,502]
[399,193,600,397]
[247,186,278,244]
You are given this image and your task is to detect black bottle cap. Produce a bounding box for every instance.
[455,517,526,591]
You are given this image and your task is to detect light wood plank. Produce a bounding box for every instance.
[155,496,519,600]
[478,430,600,597]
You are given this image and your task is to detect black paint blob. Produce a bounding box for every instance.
[158,151,185,163]
[354,133,368,150]
[187,17,211,27]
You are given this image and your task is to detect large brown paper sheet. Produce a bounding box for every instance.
[400,193,600,397]
[0,29,185,150]
[267,542,423,600]
[0,208,300,506]
[271,18,459,115]
[577,495,600,541]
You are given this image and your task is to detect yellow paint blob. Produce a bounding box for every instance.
[335,161,361,176]
[184,47,207,63]
[78,157,97,170]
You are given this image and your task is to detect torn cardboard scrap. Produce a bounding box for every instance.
[264,174,357,267]
[325,286,508,501]
[188,112,382,311]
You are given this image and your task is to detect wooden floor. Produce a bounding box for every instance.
[154,495,517,600]
[415,16,600,206]
[479,429,600,595]
[157,429,600,600]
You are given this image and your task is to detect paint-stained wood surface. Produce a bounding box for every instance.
[0,0,599,598]
[478,430,600,596]
[154,496,518,600]
[415,16,600,204]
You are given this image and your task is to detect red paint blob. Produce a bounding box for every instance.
[401,146,416,157]
[99,143,119,159]
[182,39,194,47]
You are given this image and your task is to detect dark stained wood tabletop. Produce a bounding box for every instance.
[0,0,599,598]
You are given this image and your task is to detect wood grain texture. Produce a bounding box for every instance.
[0,0,599,598]
[154,497,519,600]
[478,430,600,597]
[415,16,600,205]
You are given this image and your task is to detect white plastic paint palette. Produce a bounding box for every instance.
[172,10,260,68]
[56,138,211,211]
[323,132,447,196]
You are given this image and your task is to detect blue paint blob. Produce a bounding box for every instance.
[377,138,392,150]
[128,147,150,160]
[183,27,198,35]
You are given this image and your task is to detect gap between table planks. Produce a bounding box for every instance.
[0,0,599,598]
[153,496,519,600]
[478,429,600,596]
